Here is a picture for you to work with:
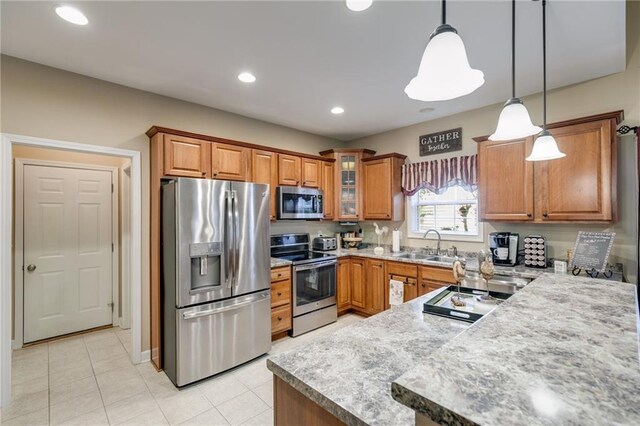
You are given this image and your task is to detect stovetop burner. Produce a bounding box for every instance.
[270,233,336,265]
[272,250,336,265]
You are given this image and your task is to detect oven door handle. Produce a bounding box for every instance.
[294,260,337,272]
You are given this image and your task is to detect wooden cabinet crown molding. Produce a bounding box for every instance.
[319,148,376,156]
[361,152,407,162]
[472,110,624,143]
[147,126,335,162]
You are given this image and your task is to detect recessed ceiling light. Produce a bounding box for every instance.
[331,107,345,115]
[238,72,256,83]
[346,0,373,12]
[55,5,88,26]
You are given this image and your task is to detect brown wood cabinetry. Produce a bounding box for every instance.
[271,266,292,336]
[320,149,375,221]
[365,259,386,314]
[387,262,419,304]
[163,134,210,178]
[320,161,335,220]
[337,258,351,313]
[211,142,250,181]
[251,149,278,220]
[362,153,407,221]
[278,154,301,186]
[301,158,320,188]
[350,258,366,310]
[477,137,534,221]
[418,266,456,297]
[475,111,622,223]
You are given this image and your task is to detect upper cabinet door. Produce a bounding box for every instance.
[278,154,301,186]
[536,119,615,222]
[363,158,392,220]
[211,142,250,181]
[336,153,360,220]
[251,149,278,220]
[478,137,534,221]
[320,161,335,220]
[163,135,210,178]
[301,159,320,188]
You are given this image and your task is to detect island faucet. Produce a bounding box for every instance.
[423,229,442,255]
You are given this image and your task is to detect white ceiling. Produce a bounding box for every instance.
[0,1,626,141]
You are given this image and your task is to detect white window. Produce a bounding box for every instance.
[406,186,483,242]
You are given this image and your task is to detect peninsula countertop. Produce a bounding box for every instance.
[266,292,470,425]
[392,274,640,425]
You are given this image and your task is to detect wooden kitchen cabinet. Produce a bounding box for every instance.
[362,153,406,221]
[320,161,335,220]
[252,149,278,220]
[301,158,320,188]
[387,262,419,304]
[271,266,292,337]
[211,142,250,181]
[366,259,386,314]
[320,149,375,221]
[476,137,534,221]
[534,118,617,222]
[163,134,210,178]
[350,258,366,310]
[337,258,351,313]
[475,110,622,223]
[418,266,456,297]
[278,153,301,186]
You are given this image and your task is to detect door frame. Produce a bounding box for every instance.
[0,133,142,408]
[120,165,132,329]
[14,159,120,347]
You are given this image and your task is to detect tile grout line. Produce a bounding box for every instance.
[137,357,172,425]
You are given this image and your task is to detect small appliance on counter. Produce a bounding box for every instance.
[524,235,547,268]
[489,232,519,266]
[313,236,337,251]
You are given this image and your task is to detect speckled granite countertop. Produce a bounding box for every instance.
[270,257,292,268]
[322,248,552,279]
[266,293,470,426]
[392,273,640,425]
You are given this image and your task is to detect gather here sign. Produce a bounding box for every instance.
[419,127,463,156]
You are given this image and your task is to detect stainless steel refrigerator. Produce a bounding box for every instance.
[162,178,271,387]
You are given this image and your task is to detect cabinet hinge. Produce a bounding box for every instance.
[107,302,114,312]
[112,243,114,252]
[111,183,114,193]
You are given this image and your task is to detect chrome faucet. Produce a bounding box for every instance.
[423,229,442,255]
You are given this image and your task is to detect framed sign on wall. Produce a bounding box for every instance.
[419,128,463,156]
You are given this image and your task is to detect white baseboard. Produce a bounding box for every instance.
[11,340,20,350]
[140,350,150,363]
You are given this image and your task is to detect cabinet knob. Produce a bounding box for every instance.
[421,283,426,288]
[277,292,282,296]
[543,212,548,218]
[277,316,283,321]
[213,172,218,177]
[201,171,206,176]
[527,213,532,218]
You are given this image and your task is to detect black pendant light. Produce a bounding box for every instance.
[526,0,566,161]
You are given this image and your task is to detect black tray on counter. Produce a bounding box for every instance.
[423,285,513,323]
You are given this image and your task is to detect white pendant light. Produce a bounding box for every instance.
[490,0,541,141]
[526,0,565,161]
[346,0,373,12]
[404,0,484,102]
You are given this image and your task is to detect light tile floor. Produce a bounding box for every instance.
[1,313,363,426]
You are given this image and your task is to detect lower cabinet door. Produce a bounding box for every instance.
[337,259,351,311]
[350,259,366,309]
[403,278,418,302]
[271,305,292,334]
[366,259,385,314]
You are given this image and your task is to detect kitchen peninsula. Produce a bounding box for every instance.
[267,274,640,425]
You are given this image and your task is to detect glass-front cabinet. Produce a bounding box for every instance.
[320,149,375,221]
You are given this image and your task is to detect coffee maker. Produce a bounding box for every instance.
[489,232,519,266]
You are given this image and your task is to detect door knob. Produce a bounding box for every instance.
[27,264,36,272]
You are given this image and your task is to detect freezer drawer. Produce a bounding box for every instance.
[170,290,271,387]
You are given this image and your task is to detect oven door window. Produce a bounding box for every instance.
[295,264,336,307]
[281,193,319,215]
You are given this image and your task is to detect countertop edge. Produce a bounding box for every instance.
[266,358,368,426]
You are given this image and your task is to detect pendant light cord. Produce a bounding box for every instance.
[442,0,446,25]
[511,0,516,98]
[542,0,547,130]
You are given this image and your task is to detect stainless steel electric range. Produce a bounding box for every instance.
[270,234,337,336]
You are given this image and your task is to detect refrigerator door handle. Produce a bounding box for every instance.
[181,292,270,320]
[232,190,240,288]
[225,190,234,288]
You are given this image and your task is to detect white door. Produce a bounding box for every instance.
[23,164,113,343]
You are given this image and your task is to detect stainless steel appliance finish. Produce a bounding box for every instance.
[312,236,337,251]
[162,178,271,387]
[270,234,337,336]
[276,186,324,220]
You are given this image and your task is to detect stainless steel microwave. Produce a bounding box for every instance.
[276,186,324,220]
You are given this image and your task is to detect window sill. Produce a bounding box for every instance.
[406,231,484,243]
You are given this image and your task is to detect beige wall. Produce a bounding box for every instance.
[1,56,341,352]
[348,0,640,283]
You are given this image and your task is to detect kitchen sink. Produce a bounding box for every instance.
[392,252,432,260]
[424,255,457,264]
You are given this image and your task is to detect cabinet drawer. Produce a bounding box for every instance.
[271,280,291,308]
[271,266,291,282]
[271,305,292,334]
[386,261,418,278]
[420,266,456,284]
